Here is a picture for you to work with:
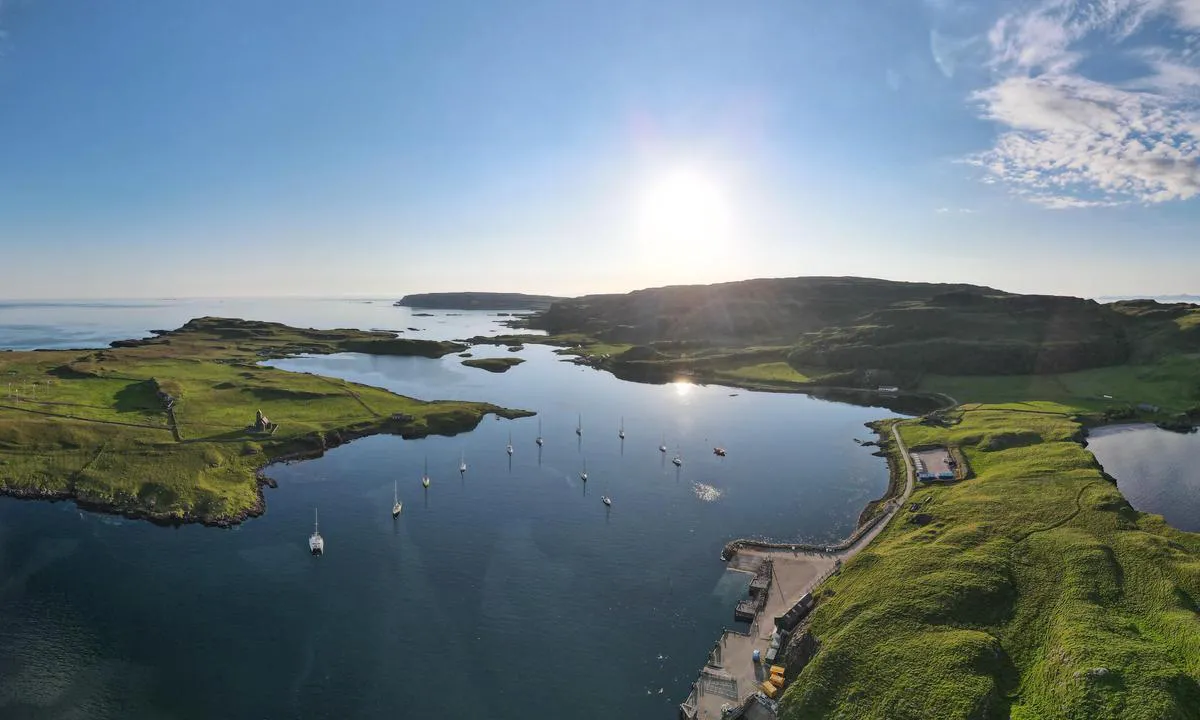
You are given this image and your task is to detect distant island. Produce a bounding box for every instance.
[395,291,563,310]
[0,317,531,526]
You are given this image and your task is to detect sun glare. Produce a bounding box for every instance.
[636,167,733,256]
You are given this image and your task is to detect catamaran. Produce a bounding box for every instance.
[421,456,430,488]
[618,416,625,440]
[392,481,403,518]
[309,508,324,555]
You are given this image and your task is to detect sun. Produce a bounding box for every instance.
[636,166,733,255]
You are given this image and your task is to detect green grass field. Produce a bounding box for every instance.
[0,318,528,524]
[715,361,812,384]
[919,356,1200,414]
[780,407,1200,720]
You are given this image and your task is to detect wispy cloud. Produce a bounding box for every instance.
[962,0,1200,207]
[935,206,976,213]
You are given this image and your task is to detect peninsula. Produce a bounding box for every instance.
[395,291,563,310]
[0,317,531,526]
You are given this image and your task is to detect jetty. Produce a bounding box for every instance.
[679,424,916,720]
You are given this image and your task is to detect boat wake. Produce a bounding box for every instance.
[692,482,722,502]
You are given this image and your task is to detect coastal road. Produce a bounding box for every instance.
[687,422,917,719]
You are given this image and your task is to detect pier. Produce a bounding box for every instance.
[680,423,918,720]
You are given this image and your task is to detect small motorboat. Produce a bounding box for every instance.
[672,447,682,467]
[713,447,727,457]
[601,495,611,507]
[309,508,324,555]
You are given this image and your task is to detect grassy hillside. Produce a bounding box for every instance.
[0,318,528,525]
[780,407,1200,719]
[522,277,1200,389]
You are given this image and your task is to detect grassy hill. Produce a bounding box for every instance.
[781,407,1200,719]
[0,318,529,525]
[521,276,1200,414]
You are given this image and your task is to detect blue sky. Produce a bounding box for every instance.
[1,0,1198,299]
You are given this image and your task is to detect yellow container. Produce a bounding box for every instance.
[760,681,778,698]
[770,665,786,675]
[770,674,785,689]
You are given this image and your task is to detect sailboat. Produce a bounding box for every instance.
[309,508,324,555]
[506,431,513,456]
[580,457,588,482]
[618,416,625,440]
[459,451,467,474]
[672,446,683,467]
[601,495,612,507]
[659,433,667,453]
[392,481,403,518]
[575,413,582,437]
[421,457,431,488]
[536,417,544,446]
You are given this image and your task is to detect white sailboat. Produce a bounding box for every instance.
[506,431,513,456]
[672,445,682,467]
[580,457,588,482]
[536,417,544,446]
[309,508,324,555]
[618,416,625,440]
[392,481,403,518]
[601,495,611,507]
[459,451,467,474]
[421,456,430,488]
[659,433,667,453]
[575,413,582,437]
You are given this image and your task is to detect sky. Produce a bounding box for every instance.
[1,0,1199,300]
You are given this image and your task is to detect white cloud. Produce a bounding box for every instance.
[966,0,1200,207]
[935,207,976,213]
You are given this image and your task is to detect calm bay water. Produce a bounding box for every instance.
[1087,425,1200,533]
[0,299,897,718]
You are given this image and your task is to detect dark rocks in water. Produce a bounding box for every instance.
[459,352,473,358]
[507,345,524,352]
[412,312,435,317]
[407,327,421,332]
